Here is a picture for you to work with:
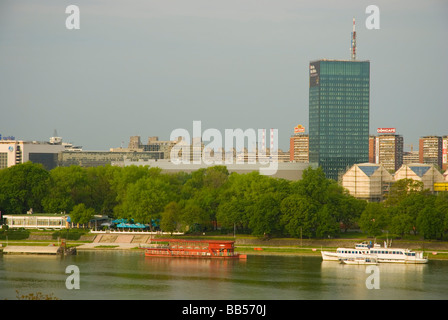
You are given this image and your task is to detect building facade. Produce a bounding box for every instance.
[419,136,442,169]
[4,214,69,229]
[309,59,370,180]
[443,135,447,171]
[342,163,393,202]
[343,162,446,200]
[394,163,445,192]
[374,134,403,172]
[289,134,309,163]
[0,139,65,170]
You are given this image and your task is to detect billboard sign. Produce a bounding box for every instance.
[0,134,16,141]
[309,62,320,87]
[294,125,305,133]
[377,128,396,134]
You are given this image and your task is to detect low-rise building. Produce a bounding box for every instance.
[342,163,394,202]
[0,139,65,170]
[394,163,445,192]
[4,214,69,229]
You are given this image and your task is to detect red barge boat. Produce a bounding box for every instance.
[144,239,247,259]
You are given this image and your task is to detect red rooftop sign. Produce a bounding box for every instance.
[377,128,396,133]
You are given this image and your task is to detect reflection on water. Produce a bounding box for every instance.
[0,251,447,300]
[320,261,429,300]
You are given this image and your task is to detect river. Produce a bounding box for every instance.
[1,251,447,300]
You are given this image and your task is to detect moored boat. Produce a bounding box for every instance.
[144,239,247,259]
[321,241,428,264]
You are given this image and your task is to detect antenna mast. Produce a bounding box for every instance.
[351,17,357,60]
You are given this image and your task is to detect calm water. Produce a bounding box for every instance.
[0,251,447,300]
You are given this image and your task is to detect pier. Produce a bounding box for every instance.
[1,245,76,255]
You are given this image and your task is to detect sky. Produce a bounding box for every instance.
[0,0,447,152]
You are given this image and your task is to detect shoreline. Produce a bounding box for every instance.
[2,236,448,260]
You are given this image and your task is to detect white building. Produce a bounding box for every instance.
[342,163,394,201]
[0,139,65,170]
[4,214,69,229]
[394,163,445,192]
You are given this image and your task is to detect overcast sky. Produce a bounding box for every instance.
[1,0,447,152]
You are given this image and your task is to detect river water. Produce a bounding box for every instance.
[0,251,447,300]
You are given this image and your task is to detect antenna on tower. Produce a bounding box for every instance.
[351,17,357,60]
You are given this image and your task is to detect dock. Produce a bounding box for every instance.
[1,245,76,255]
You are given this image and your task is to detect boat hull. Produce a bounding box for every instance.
[321,245,428,264]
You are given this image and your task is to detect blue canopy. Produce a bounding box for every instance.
[116,222,147,229]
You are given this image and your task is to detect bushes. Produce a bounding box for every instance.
[0,228,30,240]
[52,230,84,240]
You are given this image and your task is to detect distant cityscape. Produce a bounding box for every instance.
[0,129,446,174]
[1,18,447,201]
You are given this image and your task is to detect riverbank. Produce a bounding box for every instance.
[2,233,448,259]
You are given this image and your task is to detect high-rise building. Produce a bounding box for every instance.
[378,134,404,172]
[289,125,309,163]
[309,59,370,180]
[419,136,442,169]
[371,131,403,172]
[289,134,309,163]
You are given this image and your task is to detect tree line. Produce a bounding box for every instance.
[0,162,447,240]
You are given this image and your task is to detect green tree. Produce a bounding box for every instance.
[417,207,445,240]
[119,176,173,227]
[358,202,389,237]
[294,167,330,204]
[280,194,318,238]
[389,213,414,238]
[249,193,282,237]
[384,179,425,207]
[316,204,340,238]
[181,199,210,231]
[42,166,90,213]
[0,162,50,214]
[85,165,119,215]
[160,201,181,234]
[216,196,251,233]
[70,203,95,226]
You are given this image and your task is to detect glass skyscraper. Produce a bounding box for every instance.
[309,59,370,180]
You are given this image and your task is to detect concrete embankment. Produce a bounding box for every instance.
[76,234,152,250]
[235,238,448,251]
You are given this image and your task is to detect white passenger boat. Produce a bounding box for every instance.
[322,241,428,264]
